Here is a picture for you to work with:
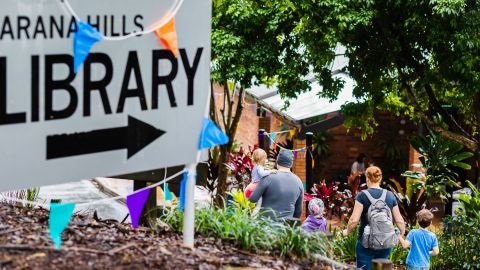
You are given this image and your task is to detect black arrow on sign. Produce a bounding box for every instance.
[46,116,165,159]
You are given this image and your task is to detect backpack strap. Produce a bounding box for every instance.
[362,190,378,204]
[379,189,387,202]
[363,189,388,204]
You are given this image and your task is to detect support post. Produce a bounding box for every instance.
[183,163,197,248]
[371,259,393,270]
[306,132,313,192]
[258,129,266,150]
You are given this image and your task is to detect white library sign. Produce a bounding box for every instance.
[0,0,211,191]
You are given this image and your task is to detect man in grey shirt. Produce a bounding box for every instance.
[249,149,304,220]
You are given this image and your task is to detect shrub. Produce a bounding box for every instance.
[225,147,254,190]
[432,215,480,270]
[410,129,472,200]
[387,176,427,227]
[389,242,408,265]
[159,205,331,259]
[457,180,480,218]
[309,175,365,222]
[432,184,480,269]
[332,226,358,263]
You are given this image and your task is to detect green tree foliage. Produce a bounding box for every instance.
[410,127,473,198]
[282,0,480,154]
[210,0,312,203]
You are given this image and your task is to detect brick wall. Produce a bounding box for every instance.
[293,139,306,183]
[211,84,259,149]
[234,99,259,149]
[313,112,415,183]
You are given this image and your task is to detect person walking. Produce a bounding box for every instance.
[343,166,405,270]
[398,209,439,270]
[248,149,304,220]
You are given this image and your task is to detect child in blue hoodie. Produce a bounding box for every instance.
[302,198,327,233]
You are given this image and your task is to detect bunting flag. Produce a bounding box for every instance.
[293,151,298,158]
[270,133,277,146]
[154,17,179,57]
[164,182,173,201]
[312,159,315,168]
[73,21,103,73]
[127,188,151,229]
[178,172,188,212]
[198,118,229,150]
[49,203,75,249]
[289,129,295,138]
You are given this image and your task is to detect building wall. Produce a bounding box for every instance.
[313,113,414,183]
[211,84,259,149]
[213,83,414,185]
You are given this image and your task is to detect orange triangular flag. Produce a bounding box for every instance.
[155,17,179,58]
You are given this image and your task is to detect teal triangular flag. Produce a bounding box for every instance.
[73,21,103,74]
[49,203,75,249]
[164,183,173,201]
[198,118,229,150]
[270,133,277,146]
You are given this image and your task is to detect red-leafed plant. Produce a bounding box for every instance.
[225,147,254,190]
[308,180,342,218]
[307,175,366,221]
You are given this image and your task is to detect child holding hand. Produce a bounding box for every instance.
[398,209,439,270]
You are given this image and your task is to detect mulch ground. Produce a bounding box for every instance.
[0,203,326,269]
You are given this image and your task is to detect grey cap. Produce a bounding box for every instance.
[276,149,294,168]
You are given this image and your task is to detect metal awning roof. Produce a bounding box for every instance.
[247,74,355,123]
[245,50,357,125]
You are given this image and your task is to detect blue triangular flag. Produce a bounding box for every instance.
[178,172,188,212]
[198,118,229,150]
[164,182,173,201]
[73,21,103,74]
[49,203,75,249]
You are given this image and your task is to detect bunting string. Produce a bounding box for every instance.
[57,0,185,41]
[265,130,292,135]
[264,133,309,153]
[0,168,186,210]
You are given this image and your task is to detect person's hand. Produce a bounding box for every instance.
[270,169,278,174]
[342,229,348,236]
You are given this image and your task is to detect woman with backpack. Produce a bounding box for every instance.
[343,166,405,270]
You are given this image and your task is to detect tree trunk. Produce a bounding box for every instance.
[214,144,230,206]
[209,81,246,207]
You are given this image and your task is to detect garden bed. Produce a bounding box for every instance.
[0,203,326,269]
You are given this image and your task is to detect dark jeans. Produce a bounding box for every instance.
[356,240,392,270]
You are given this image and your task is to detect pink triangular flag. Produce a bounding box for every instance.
[127,189,151,229]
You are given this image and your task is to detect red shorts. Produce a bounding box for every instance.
[244,182,258,199]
